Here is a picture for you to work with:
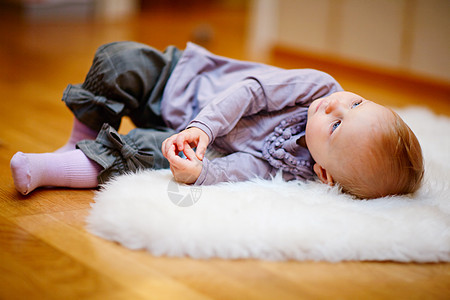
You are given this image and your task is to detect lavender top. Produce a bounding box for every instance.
[161,42,343,185]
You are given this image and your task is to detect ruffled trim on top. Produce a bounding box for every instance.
[262,111,314,180]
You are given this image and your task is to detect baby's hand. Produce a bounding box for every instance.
[164,143,203,184]
[162,127,209,184]
[162,127,209,161]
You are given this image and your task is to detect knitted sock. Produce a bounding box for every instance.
[10,150,101,195]
[55,118,98,153]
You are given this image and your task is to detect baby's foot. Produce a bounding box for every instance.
[10,152,35,195]
[10,150,101,195]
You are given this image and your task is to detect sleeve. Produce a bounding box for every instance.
[194,152,275,185]
[187,69,342,143]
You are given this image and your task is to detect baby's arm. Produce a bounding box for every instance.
[163,128,276,185]
[162,127,210,184]
[188,70,342,143]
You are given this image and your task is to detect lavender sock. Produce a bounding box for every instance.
[10,150,101,195]
[55,118,98,153]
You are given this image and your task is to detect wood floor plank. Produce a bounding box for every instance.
[12,211,212,300]
[259,260,450,299]
[0,214,141,300]
[0,182,95,219]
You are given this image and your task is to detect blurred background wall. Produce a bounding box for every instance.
[1,0,449,86]
[247,0,450,85]
[0,0,140,21]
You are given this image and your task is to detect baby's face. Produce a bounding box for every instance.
[305,91,390,180]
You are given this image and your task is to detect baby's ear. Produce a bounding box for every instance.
[313,163,335,186]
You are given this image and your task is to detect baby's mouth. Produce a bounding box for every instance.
[315,99,325,113]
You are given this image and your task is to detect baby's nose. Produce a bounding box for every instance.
[325,98,341,114]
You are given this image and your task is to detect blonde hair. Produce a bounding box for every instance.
[336,108,424,199]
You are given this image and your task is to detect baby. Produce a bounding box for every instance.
[10,41,424,199]
[162,91,424,198]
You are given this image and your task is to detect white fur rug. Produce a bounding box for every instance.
[86,107,450,262]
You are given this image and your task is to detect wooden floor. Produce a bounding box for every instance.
[0,2,449,299]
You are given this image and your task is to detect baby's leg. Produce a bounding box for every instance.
[63,41,182,132]
[55,117,98,153]
[10,123,174,195]
[10,150,101,195]
[54,41,181,153]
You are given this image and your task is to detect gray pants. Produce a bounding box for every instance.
[62,41,182,183]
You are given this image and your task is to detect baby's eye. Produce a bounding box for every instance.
[351,100,362,108]
[331,120,341,132]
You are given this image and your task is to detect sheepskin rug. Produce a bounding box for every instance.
[86,107,450,262]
